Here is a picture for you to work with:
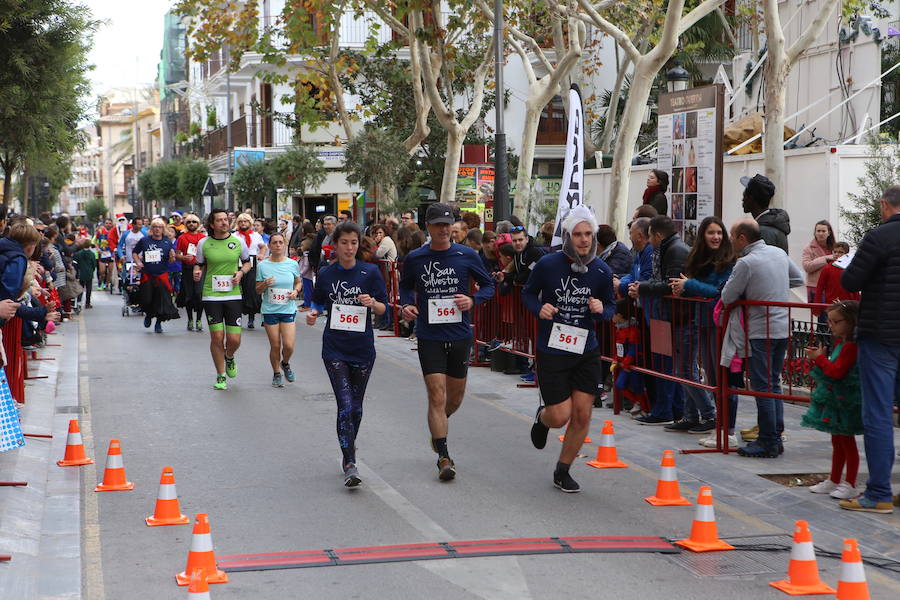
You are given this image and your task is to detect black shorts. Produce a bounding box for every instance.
[536,348,603,406]
[417,337,472,379]
[204,299,243,332]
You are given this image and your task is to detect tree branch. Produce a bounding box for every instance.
[459,40,495,131]
[786,0,840,66]
[677,0,727,36]
[646,0,687,63]
[368,3,407,37]
[572,0,640,63]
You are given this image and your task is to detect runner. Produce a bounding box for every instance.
[175,213,206,331]
[256,232,301,387]
[306,221,388,487]
[193,209,251,390]
[399,202,495,481]
[132,218,179,333]
[234,213,267,329]
[523,205,615,493]
[93,218,115,290]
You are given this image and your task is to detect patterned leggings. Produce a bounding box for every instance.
[324,359,374,466]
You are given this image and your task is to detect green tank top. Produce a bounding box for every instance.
[196,234,248,301]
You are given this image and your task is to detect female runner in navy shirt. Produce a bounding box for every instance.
[307,221,389,488]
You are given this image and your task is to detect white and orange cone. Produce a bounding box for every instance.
[769,520,835,595]
[644,450,691,506]
[146,466,190,527]
[57,419,93,467]
[585,420,628,469]
[188,568,212,599]
[93,439,134,492]
[675,486,734,552]
[836,539,869,600]
[175,513,228,586]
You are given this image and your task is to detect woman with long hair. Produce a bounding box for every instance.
[643,169,669,215]
[668,216,736,441]
[256,232,302,387]
[306,221,389,487]
[802,219,835,303]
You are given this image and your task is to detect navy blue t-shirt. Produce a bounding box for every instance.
[522,251,616,355]
[313,260,389,364]
[133,236,175,276]
[399,243,495,342]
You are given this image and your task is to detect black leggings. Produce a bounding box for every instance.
[79,279,92,306]
[324,359,374,466]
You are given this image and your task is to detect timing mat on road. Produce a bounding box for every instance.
[217,535,680,572]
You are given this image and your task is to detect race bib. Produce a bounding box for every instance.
[616,342,625,357]
[547,323,588,354]
[186,243,197,257]
[145,249,162,263]
[100,250,111,259]
[330,304,367,332]
[212,275,233,292]
[268,288,291,305]
[428,298,462,324]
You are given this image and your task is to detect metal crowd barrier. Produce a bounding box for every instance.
[1,318,26,404]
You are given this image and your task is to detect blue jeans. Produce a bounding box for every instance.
[301,277,313,308]
[649,353,684,421]
[747,338,787,451]
[677,325,716,421]
[857,338,899,503]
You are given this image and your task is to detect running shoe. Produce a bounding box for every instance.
[214,375,227,390]
[736,441,779,458]
[530,406,549,449]
[553,470,581,493]
[688,419,716,434]
[635,415,673,426]
[282,363,295,383]
[224,355,237,378]
[343,463,362,487]
[187,320,195,332]
[272,373,283,388]
[195,321,203,332]
[154,321,163,334]
[143,315,152,328]
[664,419,698,432]
[808,479,838,494]
[437,457,456,481]
[829,482,859,500]
[247,321,255,330]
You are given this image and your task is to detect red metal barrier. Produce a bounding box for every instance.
[1,318,26,404]
[376,260,401,338]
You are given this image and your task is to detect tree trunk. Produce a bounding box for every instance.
[1,159,12,211]
[762,56,788,208]
[608,65,655,236]
[598,56,631,157]
[439,126,465,204]
[513,103,544,223]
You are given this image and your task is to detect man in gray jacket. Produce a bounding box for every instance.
[721,219,804,458]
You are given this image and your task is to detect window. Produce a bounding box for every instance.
[536,96,567,145]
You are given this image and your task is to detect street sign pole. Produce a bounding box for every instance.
[493,0,509,225]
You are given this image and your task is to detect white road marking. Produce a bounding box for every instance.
[79,317,105,600]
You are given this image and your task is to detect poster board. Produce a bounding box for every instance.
[656,84,724,245]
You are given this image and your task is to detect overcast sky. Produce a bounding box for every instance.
[84,0,174,100]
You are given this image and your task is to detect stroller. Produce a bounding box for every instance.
[120,262,142,317]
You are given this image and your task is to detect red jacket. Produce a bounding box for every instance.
[813,263,859,314]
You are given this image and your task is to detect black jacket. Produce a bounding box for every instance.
[510,238,545,285]
[309,228,328,273]
[599,241,633,276]
[646,190,668,216]
[757,208,791,253]
[0,238,47,326]
[841,213,900,345]
[638,234,690,297]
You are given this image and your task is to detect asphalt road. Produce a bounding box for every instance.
[79,290,897,599]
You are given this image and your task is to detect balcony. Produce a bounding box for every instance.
[203,115,248,159]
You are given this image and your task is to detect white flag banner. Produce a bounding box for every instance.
[551,84,585,247]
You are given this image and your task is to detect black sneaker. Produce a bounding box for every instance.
[664,419,698,432]
[736,441,779,458]
[688,419,716,434]
[143,315,152,328]
[437,457,456,481]
[553,470,581,493]
[635,415,673,426]
[343,463,361,487]
[530,406,549,449]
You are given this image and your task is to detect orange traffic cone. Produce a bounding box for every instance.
[675,486,734,552]
[146,466,190,527]
[769,520,835,595]
[585,420,627,469]
[644,450,691,506]
[93,439,134,492]
[188,568,212,599]
[836,539,869,600]
[56,419,93,467]
[558,433,592,443]
[176,514,228,586]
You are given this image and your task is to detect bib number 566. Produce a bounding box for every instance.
[339,313,360,324]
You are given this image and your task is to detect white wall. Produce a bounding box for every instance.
[583,145,876,270]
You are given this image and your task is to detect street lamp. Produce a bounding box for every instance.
[666,61,690,93]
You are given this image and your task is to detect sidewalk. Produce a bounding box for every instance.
[0,323,83,599]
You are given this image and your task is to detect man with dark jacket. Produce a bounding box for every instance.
[740,174,790,253]
[309,215,336,274]
[506,226,545,286]
[629,216,689,425]
[839,185,900,513]
[596,224,633,276]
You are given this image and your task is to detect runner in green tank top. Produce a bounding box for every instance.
[193,208,251,390]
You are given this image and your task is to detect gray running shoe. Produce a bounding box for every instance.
[272,373,284,388]
[343,463,361,487]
